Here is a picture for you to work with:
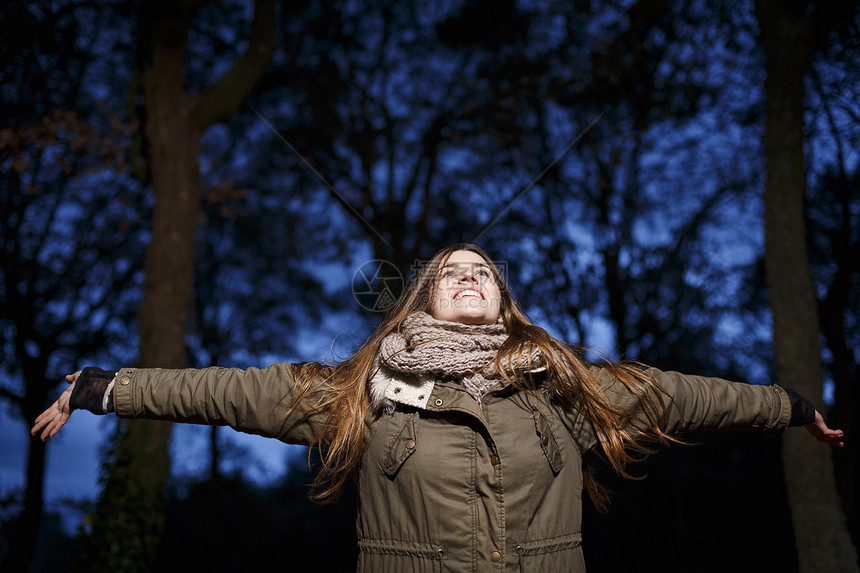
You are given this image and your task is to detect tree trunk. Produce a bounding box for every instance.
[756,0,859,571]
[3,424,46,573]
[814,169,859,549]
[72,9,197,571]
[72,2,275,570]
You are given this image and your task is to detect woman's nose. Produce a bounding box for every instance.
[459,273,478,283]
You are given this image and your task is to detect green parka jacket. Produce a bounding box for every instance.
[111,362,791,572]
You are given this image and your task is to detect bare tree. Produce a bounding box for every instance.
[73,1,276,570]
[0,4,147,569]
[756,0,858,570]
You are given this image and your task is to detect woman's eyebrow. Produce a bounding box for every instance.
[440,263,491,272]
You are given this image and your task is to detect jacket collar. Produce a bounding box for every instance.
[369,360,546,412]
[369,362,435,411]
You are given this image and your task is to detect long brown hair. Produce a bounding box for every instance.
[292,243,676,509]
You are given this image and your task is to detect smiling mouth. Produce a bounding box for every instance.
[453,289,483,300]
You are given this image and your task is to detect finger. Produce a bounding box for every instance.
[39,421,55,441]
[31,412,52,433]
[823,431,845,446]
[32,405,58,431]
[65,370,81,384]
[40,415,59,440]
[30,418,47,436]
[55,417,70,437]
[43,416,66,441]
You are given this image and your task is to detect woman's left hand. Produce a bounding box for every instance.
[805,410,845,447]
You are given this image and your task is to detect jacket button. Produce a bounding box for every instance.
[118,375,130,386]
[405,439,415,449]
[491,550,501,562]
[516,545,524,555]
[434,398,443,406]
[490,455,500,466]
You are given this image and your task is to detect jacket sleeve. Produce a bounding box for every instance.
[573,366,793,452]
[111,363,331,446]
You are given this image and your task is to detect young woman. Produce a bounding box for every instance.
[33,243,843,572]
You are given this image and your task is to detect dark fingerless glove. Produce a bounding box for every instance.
[784,387,815,426]
[69,367,116,414]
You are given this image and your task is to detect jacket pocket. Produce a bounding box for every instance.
[532,407,564,474]
[379,410,419,477]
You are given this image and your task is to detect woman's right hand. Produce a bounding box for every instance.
[31,370,81,441]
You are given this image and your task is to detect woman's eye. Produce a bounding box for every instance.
[476,270,489,277]
[443,271,456,278]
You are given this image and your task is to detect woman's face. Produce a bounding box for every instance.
[428,250,502,325]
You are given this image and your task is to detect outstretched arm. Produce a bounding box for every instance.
[578,367,847,450]
[32,363,332,446]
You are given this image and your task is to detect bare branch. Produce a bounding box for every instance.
[0,386,24,408]
[193,0,276,130]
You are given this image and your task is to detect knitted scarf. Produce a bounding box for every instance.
[378,312,542,403]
